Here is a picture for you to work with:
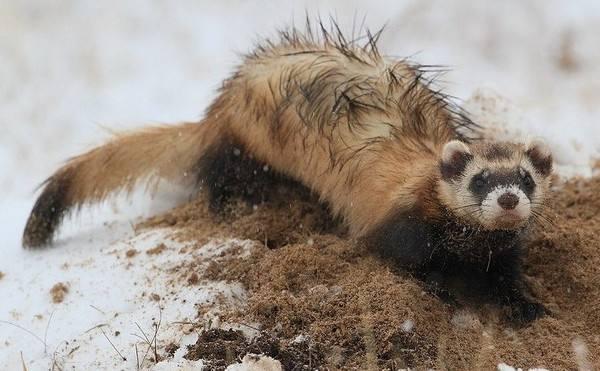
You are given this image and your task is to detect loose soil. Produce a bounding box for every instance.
[142,177,600,369]
[183,328,325,370]
[50,282,69,304]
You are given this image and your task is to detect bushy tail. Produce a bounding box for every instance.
[22,121,220,248]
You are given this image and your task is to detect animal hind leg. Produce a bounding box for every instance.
[195,139,281,211]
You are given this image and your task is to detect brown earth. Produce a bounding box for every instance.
[50,282,69,304]
[142,177,600,370]
[183,328,326,370]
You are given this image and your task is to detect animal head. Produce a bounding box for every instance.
[438,139,553,230]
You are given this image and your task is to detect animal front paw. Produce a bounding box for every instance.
[507,300,547,325]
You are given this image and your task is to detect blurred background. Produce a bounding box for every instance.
[1,0,600,239]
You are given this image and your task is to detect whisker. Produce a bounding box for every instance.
[530,209,555,228]
[450,203,480,212]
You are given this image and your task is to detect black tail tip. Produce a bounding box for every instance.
[22,175,72,249]
[22,214,55,249]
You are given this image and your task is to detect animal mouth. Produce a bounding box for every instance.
[494,211,527,228]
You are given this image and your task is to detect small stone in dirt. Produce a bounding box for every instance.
[187,272,200,285]
[147,243,167,255]
[292,334,308,344]
[50,282,69,303]
[125,249,138,258]
[0,271,4,280]
[151,293,161,301]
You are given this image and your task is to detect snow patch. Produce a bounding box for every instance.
[497,363,549,371]
[572,337,592,371]
[0,226,253,370]
[400,319,414,333]
[225,354,282,371]
[149,358,204,371]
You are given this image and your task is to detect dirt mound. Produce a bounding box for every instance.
[143,177,600,369]
[184,329,326,370]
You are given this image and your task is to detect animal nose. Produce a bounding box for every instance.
[497,192,519,210]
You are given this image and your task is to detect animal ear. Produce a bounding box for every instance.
[440,140,473,180]
[526,139,553,176]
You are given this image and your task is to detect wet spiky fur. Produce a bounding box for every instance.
[23,22,553,324]
[24,22,477,246]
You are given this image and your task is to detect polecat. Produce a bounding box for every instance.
[22,24,553,324]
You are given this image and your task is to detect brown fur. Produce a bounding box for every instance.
[23,122,223,247]
[23,24,478,248]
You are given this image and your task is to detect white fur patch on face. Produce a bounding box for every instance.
[480,184,531,229]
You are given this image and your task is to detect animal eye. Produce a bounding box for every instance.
[473,176,485,189]
[469,171,488,193]
[520,170,536,190]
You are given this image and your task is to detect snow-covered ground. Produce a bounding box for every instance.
[1,1,599,369]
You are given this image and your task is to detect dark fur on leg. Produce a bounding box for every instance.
[365,211,457,302]
[195,139,284,211]
[194,138,321,215]
[366,211,546,324]
[366,211,437,269]
[486,248,547,324]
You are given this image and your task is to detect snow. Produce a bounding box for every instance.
[150,359,204,371]
[1,225,252,370]
[572,337,593,371]
[149,348,280,371]
[497,363,549,371]
[224,355,282,371]
[400,319,414,333]
[2,1,600,369]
